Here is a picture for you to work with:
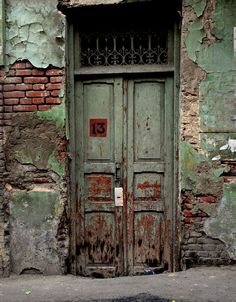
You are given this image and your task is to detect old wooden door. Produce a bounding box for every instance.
[74,76,174,277]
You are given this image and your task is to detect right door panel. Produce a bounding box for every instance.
[126,77,174,274]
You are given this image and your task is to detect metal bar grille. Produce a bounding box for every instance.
[80,30,168,67]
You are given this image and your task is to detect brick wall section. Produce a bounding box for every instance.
[0,60,64,276]
[2,61,63,119]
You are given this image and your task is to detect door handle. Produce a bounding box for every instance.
[115,162,122,187]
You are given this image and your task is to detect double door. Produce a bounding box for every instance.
[74,76,174,277]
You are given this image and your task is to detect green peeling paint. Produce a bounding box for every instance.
[37,104,65,128]
[11,191,61,229]
[184,0,206,17]
[185,19,205,62]
[181,141,224,194]
[48,151,65,177]
[5,0,65,68]
[205,183,236,259]
[185,0,236,133]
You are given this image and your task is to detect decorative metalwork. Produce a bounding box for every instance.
[80,30,168,67]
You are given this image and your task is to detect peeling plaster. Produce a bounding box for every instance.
[205,183,236,260]
[5,0,65,68]
[184,0,206,17]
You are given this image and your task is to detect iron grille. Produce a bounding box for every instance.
[80,30,168,67]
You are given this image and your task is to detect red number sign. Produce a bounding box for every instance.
[89,119,108,137]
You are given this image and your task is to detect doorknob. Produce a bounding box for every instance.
[115,162,122,187]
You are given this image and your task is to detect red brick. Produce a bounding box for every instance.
[13,105,37,112]
[4,91,25,98]
[4,99,19,105]
[33,84,45,90]
[3,84,15,91]
[16,69,32,76]
[15,84,33,91]
[24,77,48,84]
[26,91,49,98]
[4,77,22,84]
[46,69,64,76]
[33,177,50,183]
[183,210,193,217]
[12,62,26,69]
[4,113,12,120]
[0,106,3,112]
[32,98,44,104]
[4,120,13,126]
[7,69,16,76]
[0,100,3,106]
[51,90,60,97]
[50,76,63,83]
[38,105,51,111]
[184,217,194,223]
[46,97,61,104]
[200,195,217,203]
[25,62,33,68]
[4,106,13,112]
[20,98,32,105]
[0,92,2,98]
[32,69,45,76]
[46,83,61,90]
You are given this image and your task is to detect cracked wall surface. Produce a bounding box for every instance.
[5,0,65,68]
[0,0,67,277]
[181,0,236,267]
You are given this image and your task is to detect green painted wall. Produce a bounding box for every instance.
[182,0,236,262]
[5,0,65,68]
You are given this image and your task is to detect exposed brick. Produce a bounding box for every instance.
[25,62,33,68]
[15,84,33,91]
[4,113,12,120]
[46,69,64,76]
[16,70,32,76]
[183,210,192,217]
[32,98,44,104]
[0,107,3,112]
[38,105,52,111]
[26,91,49,98]
[4,106,13,113]
[46,83,61,90]
[4,120,12,126]
[50,76,63,83]
[3,84,15,91]
[0,100,3,106]
[32,69,45,76]
[199,195,217,203]
[11,62,26,69]
[46,97,61,104]
[184,217,194,223]
[24,77,48,84]
[50,90,60,97]
[3,91,25,98]
[33,84,45,90]
[4,77,22,84]
[4,99,19,105]
[32,178,51,183]
[20,98,32,105]
[13,105,37,112]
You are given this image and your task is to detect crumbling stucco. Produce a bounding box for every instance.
[205,184,236,260]
[5,0,65,68]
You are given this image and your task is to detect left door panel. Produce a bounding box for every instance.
[75,78,124,277]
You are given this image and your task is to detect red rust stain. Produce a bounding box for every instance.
[137,181,161,199]
[88,175,111,200]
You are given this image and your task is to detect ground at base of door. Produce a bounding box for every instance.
[0,266,236,302]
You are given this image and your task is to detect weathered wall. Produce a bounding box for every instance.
[0,0,67,276]
[181,0,236,267]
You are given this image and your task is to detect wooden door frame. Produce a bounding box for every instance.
[66,9,181,275]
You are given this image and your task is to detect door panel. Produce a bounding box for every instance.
[75,78,123,277]
[75,76,173,276]
[126,78,173,274]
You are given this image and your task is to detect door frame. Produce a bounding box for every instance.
[66,8,181,275]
